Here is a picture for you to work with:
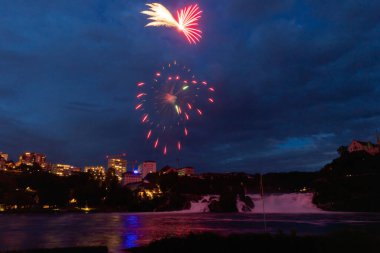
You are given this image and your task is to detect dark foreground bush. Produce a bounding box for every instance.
[6,246,107,253]
[128,230,380,253]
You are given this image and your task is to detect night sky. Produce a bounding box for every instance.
[1,0,379,173]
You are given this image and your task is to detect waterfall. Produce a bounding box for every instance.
[183,193,323,213]
[240,193,323,213]
[184,195,219,213]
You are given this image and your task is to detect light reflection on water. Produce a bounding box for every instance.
[123,215,140,248]
[0,212,379,253]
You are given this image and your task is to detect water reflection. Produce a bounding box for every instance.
[123,233,138,249]
[123,215,141,249]
[0,213,379,253]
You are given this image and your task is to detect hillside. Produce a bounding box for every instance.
[313,151,380,212]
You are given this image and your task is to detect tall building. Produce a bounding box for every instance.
[51,164,80,176]
[0,152,8,170]
[0,152,9,161]
[122,172,142,186]
[107,154,127,182]
[84,166,106,181]
[18,152,47,168]
[138,161,157,178]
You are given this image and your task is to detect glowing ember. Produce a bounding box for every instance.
[165,93,177,104]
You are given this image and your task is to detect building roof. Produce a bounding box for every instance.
[352,140,379,147]
[160,166,176,172]
[123,171,141,176]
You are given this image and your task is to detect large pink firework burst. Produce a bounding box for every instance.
[135,61,215,155]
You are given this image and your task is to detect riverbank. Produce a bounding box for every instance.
[0,192,326,214]
[2,154,380,213]
[127,231,380,253]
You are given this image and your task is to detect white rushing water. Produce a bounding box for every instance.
[185,193,323,213]
[243,193,323,213]
[182,195,219,213]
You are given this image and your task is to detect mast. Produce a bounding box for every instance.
[260,174,267,233]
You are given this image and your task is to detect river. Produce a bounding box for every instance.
[1,212,380,253]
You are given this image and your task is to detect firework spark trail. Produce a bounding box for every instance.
[177,5,202,44]
[141,3,202,44]
[141,3,178,28]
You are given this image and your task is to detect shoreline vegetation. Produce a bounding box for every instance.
[126,231,380,253]
[1,150,380,213]
[5,246,108,253]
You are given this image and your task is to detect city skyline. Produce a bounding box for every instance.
[1,1,380,173]
[1,150,197,177]
[0,150,158,171]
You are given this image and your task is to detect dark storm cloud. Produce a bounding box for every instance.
[65,101,104,112]
[0,0,379,172]
[308,0,380,31]
[0,108,67,161]
[0,87,15,99]
[228,0,294,21]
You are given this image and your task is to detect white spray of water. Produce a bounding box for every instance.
[182,195,219,213]
[184,193,323,213]
[241,193,323,213]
